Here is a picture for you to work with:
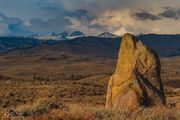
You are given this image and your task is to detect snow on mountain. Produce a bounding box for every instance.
[66,31,85,39]
[97,32,119,38]
[34,31,85,40]
[70,31,85,37]
[34,35,64,40]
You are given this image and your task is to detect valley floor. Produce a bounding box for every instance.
[0,55,179,119]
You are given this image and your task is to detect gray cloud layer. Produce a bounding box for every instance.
[0,0,180,35]
[133,7,180,21]
[132,11,161,21]
[159,7,180,19]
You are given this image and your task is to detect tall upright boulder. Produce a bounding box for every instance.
[106,33,166,111]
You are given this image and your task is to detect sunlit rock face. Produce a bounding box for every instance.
[105,33,166,111]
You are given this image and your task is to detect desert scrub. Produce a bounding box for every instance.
[63,103,93,120]
[130,106,177,120]
[91,109,132,120]
[63,74,93,80]
[33,75,50,81]
[10,98,62,117]
[92,109,114,120]
[56,104,132,120]
[13,104,177,120]
[24,104,93,120]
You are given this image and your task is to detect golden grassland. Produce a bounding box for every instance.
[0,54,179,120]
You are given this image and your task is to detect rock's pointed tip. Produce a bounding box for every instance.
[124,33,133,36]
[123,33,134,38]
[122,33,137,44]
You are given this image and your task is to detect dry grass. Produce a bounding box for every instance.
[23,103,177,120]
[12,98,60,117]
[0,55,179,119]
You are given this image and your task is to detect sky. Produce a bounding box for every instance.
[0,0,180,36]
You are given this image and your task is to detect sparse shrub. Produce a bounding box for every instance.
[33,75,50,81]
[103,71,113,76]
[136,107,177,120]
[9,103,176,120]
[0,74,11,80]
[64,103,92,120]
[12,98,62,117]
[64,74,92,80]
[92,109,132,120]
[92,109,114,120]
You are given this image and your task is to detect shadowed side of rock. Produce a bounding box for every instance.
[105,33,166,111]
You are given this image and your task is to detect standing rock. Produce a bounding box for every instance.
[105,33,166,111]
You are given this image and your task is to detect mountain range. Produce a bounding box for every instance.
[0,36,61,53]
[33,31,86,40]
[33,31,119,40]
[1,34,180,58]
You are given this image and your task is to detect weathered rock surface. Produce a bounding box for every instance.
[105,33,166,111]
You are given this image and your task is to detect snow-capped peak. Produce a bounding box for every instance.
[97,32,119,38]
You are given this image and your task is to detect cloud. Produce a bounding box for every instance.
[67,9,96,26]
[0,0,180,35]
[62,0,180,13]
[0,22,9,35]
[70,8,180,35]
[25,17,72,34]
[40,6,58,11]
[66,9,130,35]
[132,11,161,21]
[0,12,32,35]
[159,7,180,19]
[65,9,102,35]
[0,12,72,36]
[133,7,180,21]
